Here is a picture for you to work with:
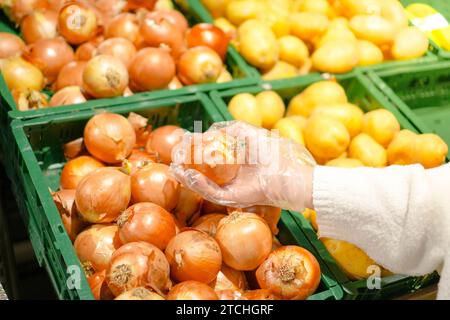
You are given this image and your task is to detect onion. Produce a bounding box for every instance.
[97,37,137,69]
[216,289,245,300]
[47,0,69,12]
[186,23,229,60]
[82,55,129,98]
[123,86,134,97]
[75,41,98,61]
[256,246,321,300]
[167,76,183,90]
[130,163,180,211]
[147,10,188,34]
[192,214,226,237]
[23,38,75,84]
[127,112,151,148]
[243,289,278,300]
[167,281,219,300]
[230,206,281,235]
[49,86,87,107]
[2,57,45,92]
[87,270,115,300]
[165,229,222,283]
[124,149,157,175]
[74,224,122,273]
[75,167,131,223]
[126,0,157,12]
[202,200,227,215]
[84,113,136,164]
[177,46,223,85]
[12,89,48,111]
[63,137,87,160]
[52,189,85,242]
[60,155,105,189]
[173,186,203,226]
[58,2,98,45]
[139,11,185,58]
[11,0,49,23]
[53,61,86,91]
[117,202,177,250]
[0,33,26,59]
[210,264,248,292]
[115,287,164,300]
[106,242,172,296]
[105,13,139,44]
[215,212,272,271]
[21,9,58,44]
[129,47,175,92]
[145,125,185,165]
[90,0,127,23]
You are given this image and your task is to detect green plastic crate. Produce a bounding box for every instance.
[9,92,341,300]
[210,71,439,299]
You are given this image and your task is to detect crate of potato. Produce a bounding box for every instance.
[9,92,344,300]
[210,71,447,299]
[189,0,438,83]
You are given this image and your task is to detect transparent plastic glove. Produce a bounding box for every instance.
[170,121,316,212]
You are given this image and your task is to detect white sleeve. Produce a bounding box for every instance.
[313,164,450,282]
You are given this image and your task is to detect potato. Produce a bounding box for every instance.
[278,35,309,67]
[340,0,382,17]
[214,18,237,40]
[228,93,262,127]
[349,133,387,167]
[226,0,265,26]
[316,23,357,48]
[273,117,305,146]
[356,40,383,66]
[413,134,448,169]
[256,91,285,129]
[290,12,329,42]
[312,103,364,138]
[362,109,400,147]
[387,130,417,166]
[261,61,298,81]
[258,10,291,38]
[392,27,429,61]
[380,0,409,32]
[312,40,359,73]
[298,0,333,18]
[201,0,230,18]
[349,15,396,46]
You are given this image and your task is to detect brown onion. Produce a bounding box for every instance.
[74,224,122,272]
[127,112,151,148]
[23,38,75,84]
[167,281,219,300]
[87,270,115,300]
[243,289,278,300]
[124,149,157,174]
[11,0,49,23]
[129,47,175,92]
[106,242,172,296]
[215,212,272,271]
[21,9,58,44]
[186,23,229,60]
[192,214,226,237]
[202,200,227,215]
[90,0,127,23]
[230,206,281,235]
[84,113,136,164]
[165,229,222,283]
[63,137,87,160]
[53,61,86,91]
[52,189,85,242]
[115,287,164,300]
[105,13,139,44]
[75,167,131,223]
[82,55,129,98]
[49,86,87,107]
[75,41,98,61]
[97,37,137,69]
[210,264,248,292]
[145,125,185,165]
[58,2,98,45]
[147,10,188,34]
[0,33,26,59]
[130,163,180,211]
[256,246,321,300]
[2,57,45,92]
[60,155,105,189]
[12,89,48,111]
[117,202,177,250]
[126,0,157,11]
[173,186,203,226]
[177,46,223,85]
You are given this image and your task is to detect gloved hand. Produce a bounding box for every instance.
[170,121,316,212]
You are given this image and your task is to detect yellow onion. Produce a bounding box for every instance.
[115,287,165,300]
[191,213,226,237]
[58,2,99,45]
[97,37,137,69]
[210,264,248,292]
[0,32,26,59]
[167,281,218,300]
[60,155,105,189]
[20,9,58,44]
[145,125,185,165]
[49,86,86,107]
[105,13,140,44]
[53,61,86,91]
[1,57,45,92]
[12,89,48,111]
[173,186,203,226]
[52,189,85,242]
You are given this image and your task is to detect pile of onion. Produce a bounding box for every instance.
[58,2,99,45]
[20,9,58,44]
[167,281,218,300]
[60,155,104,189]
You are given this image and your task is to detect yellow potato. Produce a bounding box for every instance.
[312,103,364,138]
[278,36,309,68]
[392,27,429,61]
[226,0,265,25]
[261,61,298,81]
[349,133,387,167]
[201,0,230,18]
[255,91,286,129]
[286,115,308,131]
[216,68,233,83]
[214,18,237,40]
[349,15,396,46]
[356,40,384,66]
[258,10,291,38]
[413,134,448,169]
[340,0,382,17]
[316,23,357,49]
[304,115,351,163]
[387,129,417,166]
[362,109,400,147]
[287,81,348,117]
[238,19,279,70]
[326,158,365,168]
[273,117,305,145]
[379,0,409,32]
[299,0,333,18]
[302,208,318,231]
[290,12,329,42]
[228,93,262,127]
[312,39,359,74]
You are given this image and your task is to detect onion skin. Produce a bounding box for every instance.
[124,149,157,175]
[167,76,183,90]
[255,246,321,300]
[215,212,272,271]
[63,137,87,160]
[165,229,222,283]
[129,47,176,92]
[177,46,223,85]
[186,23,229,60]
[210,264,248,292]
[74,224,122,272]
[23,38,75,84]
[21,9,58,44]
[173,186,203,226]
[106,242,172,296]
[145,125,185,165]
[130,163,180,211]
[54,61,86,91]
[58,2,99,45]
[12,89,48,111]
[97,37,137,69]
[51,189,85,242]
[127,112,151,148]
[49,86,87,107]
[117,202,177,250]
[2,57,45,92]
[75,167,131,223]
[243,289,279,300]
[167,281,219,300]
[87,270,115,300]
[191,213,226,237]
[115,287,165,300]
[0,32,26,59]
[60,155,105,190]
[105,13,139,44]
[84,113,136,164]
